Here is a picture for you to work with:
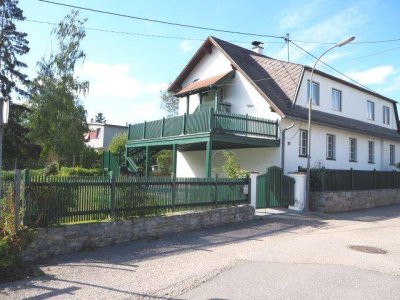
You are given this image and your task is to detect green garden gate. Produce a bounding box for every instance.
[256,166,295,208]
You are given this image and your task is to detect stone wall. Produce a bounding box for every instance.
[22,205,255,261]
[310,189,400,213]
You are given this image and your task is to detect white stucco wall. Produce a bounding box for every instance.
[176,147,281,178]
[282,118,400,173]
[85,124,127,151]
[297,70,398,130]
[177,45,280,121]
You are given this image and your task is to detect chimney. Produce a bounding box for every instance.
[252,41,264,54]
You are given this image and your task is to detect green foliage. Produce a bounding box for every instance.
[396,162,400,171]
[108,133,127,154]
[160,87,178,116]
[28,10,89,163]
[58,167,102,177]
[44,162,59,176]
[156,150,172,175]
[94,112,106,123]
[77,146,101,169]
[222,151,249,179]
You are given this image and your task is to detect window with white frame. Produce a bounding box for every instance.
[299,130,308,157]
[390,144,395,165]
[367,100,375,120]
[383,106,390,125]
[326,134,336,160]
[331,89,342,111]
[368,141,375,163]
[307,80,320,105]
[349,138,357,162]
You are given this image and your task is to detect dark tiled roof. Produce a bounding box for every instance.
[288,105,400,141]
[175,71,233,97]
[169,36,400,140]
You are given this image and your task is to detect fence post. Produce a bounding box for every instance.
[350,168,354,190]
[373,168,377,189]
[245,114,248,136]
[171,177,176,212]
[182,113,187,135]
[393,170,396,189]
[13,169,21,233]
[161,117,165,137]
[321,167,326,192]
[22,169,30,226]
[214,174,218,207]
[109,171,115,219]
[142,121,147,139]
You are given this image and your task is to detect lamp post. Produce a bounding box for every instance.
[305,36,355,211]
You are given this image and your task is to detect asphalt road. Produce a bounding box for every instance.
[1,205,400,300]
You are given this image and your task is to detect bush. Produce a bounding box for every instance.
[157,150,172,175]
[108,133,127,155]
[222,151,249,179]
[78,146,102,169]
[58,167,103,177]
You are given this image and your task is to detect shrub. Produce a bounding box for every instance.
[222,151,249,179]
[108,133,127,155]
[58,167,102,177]
[44,162,59,176]
[156,150,172,175]
[78,146,102,169]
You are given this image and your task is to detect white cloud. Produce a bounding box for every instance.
[76,62,168,125]
[179,40,195,52]
[347,66,395,85]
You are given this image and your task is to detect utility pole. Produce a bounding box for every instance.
[285,33,290,62]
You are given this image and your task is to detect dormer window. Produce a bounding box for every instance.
[367,100,375,120]
[307,80,320,105]
[383,106,390,125]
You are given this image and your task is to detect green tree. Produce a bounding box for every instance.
[160,87,178,116]
[94,112,106,123]
[28,10,89,164]
[108,133,127,154]
[0,0,30,172]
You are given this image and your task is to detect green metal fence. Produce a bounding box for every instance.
[310,168,400,191]
[22,173,249,227]
[128,108,278,141]
[102,151,121,176]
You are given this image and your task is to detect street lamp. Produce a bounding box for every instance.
[305,36,355,210]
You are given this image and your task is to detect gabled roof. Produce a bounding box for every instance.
[168,36,400,140]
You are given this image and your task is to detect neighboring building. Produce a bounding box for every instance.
[85,122,127,151]
[124,36,400,177]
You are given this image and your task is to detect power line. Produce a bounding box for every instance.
[337,45,400,64]
[289,41,376,93]
[291,38,400,45]
[37,0,286,40]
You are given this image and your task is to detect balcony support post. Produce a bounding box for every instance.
[214,89,219,111]
[145,146,150,177]
[172,144,177,179]
[186,95,190,115]
[205,138,212,178]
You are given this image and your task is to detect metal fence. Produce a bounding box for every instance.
[310,168,400,192]
[22,172,249,227]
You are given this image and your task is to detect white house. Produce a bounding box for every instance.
[125,36,400,178]
[85,122,127,151]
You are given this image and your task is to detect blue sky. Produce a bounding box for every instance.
[19,0,400,125]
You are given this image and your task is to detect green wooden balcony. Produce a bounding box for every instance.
[128,108,279,142]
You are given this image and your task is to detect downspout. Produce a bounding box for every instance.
[281,120,296,175]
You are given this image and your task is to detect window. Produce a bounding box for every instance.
[299,130,308,157]
[349,138,357,162]
[367,100,375,120]
[368,141,375,163]
[331,89,342,111]
[383,106,390,125]
[307,80,320,105]
[390,145,395,165]
[326,134,336,160]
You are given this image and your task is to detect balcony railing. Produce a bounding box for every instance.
[128,108,279,141]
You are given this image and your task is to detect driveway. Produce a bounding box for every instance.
[1,205,400,299]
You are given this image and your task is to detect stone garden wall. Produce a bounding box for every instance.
[310,189,400,213]
[22,205,255,261]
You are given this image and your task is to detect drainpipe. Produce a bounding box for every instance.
[281,120,295,175]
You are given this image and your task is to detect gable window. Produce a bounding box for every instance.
[331,89,342,111]
[383,106,390,125]
[299,130,308,157]
[307,80,320,105]
[368,141,375,163]
[349,138,357,162]
[326,134,336,160]
[367,100,375,120]
[390,145,395,165]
